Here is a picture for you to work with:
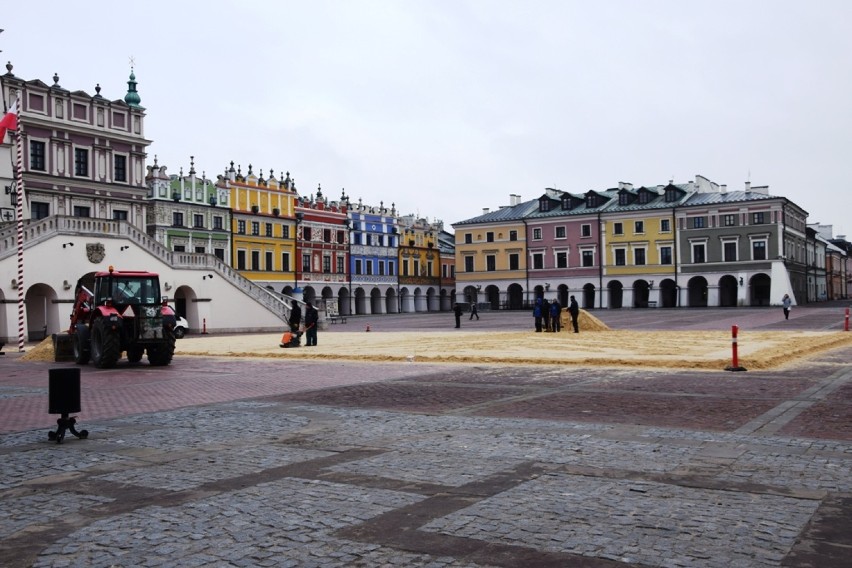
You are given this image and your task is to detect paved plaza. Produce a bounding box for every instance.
[0,306,850,567]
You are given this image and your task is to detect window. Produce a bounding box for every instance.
[692,217,706,229]
[555,226,566,239]
[31,201,50,219]
[378,260,385,276]
[281,252,290,272]
[634,248,646,265]
[388,261,395,276]
[237,220,246,234]
[265,251,273,271]
[338,230,345,244]
[464,256,474,272]
[324,256,332,273]
[634,221,644,234]
[427,261,433,277]
[355,259,363,275]
[303,227,311,241]
[324,229,332,243]
[660,219,671,232]
[74,148,89,176]
[337,257,345,273]
[30,141,46,171]
[366,234,373,246]
[251,251,260,271]
[174,245,186,252]
[73,205,91,218]
[638,191,651,204]
[281,225,289,238]
[237,250,246,270]
[113,209,128,221]
[486,231,494,242]
[509,230,518,241]
[752,212,766,224]
[114,155,127,182]
[539,199,551,212]
[614,249,626,266]
[486,255,496,271]
[413,259,419,276]
[723,241,738,262]
[266,223,273,237]
[660,246,672,265]
[692,243,706,263]
[556,251,568,268]
[582,250,594,267]
[251,222,260,236]
[172,212,184,226]
[464,233,473,244]
[752,240,767,260]
[532,253,544,269]
[509,253,519,270]
[215,248,225,261]
[581,224,591,237]
[195,246,207,254]
[723,214,736,227]
[213,216,223,230]
[302,254,311,272]
[194,214,204,228]
[532,228,542,240]
[613,222,623,235]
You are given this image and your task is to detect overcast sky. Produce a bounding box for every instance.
[4,1,851,235]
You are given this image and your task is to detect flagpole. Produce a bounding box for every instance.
[14,111,24,352]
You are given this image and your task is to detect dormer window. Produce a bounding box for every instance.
[586,193,598,208]
[665,187,680,202]
[561,195,572,210]
[638,190,652,204]
[619,193,629,206]
[539,198,551,212]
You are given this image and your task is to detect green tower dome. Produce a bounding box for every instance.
[124,69,142,107]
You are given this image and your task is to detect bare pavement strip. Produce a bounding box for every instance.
[0,306,850,567]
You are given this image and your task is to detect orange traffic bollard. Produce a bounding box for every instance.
[725,324,746,372]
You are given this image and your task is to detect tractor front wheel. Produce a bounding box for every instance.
[91,318,121,369]
[147,328,176,366]
[73,332,90,365]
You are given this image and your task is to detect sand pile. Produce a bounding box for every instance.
[20,337,56,362]
[15,314,852,371]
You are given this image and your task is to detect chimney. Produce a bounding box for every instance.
[720,184,727,194]
[483,208,490,214]
[745,181,751,192]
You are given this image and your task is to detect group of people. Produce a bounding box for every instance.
[281,299,319,347]
[534,295,579,333]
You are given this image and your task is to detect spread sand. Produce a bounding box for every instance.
[20,310,852,370]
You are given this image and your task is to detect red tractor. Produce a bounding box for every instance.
[54,267,178,368]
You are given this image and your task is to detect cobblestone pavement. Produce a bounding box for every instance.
[0,308,850,567]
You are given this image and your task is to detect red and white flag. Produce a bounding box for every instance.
[0,100,19,141]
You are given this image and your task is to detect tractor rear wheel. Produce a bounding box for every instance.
[91,318,121,369]
[147,328,176,366]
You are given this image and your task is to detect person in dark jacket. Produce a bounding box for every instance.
[453,303,463,328]
[288,300,302,332]
[568,295,580,333]
[304,302,319,346]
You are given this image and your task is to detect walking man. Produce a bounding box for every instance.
[469,297,479,320]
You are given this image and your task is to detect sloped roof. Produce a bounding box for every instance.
[453,199,540,226]
[681,189,778,207]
